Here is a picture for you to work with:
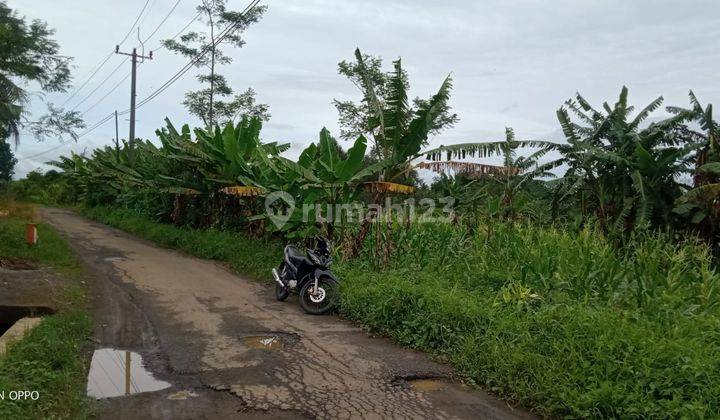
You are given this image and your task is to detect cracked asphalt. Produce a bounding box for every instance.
[42,208,533,419]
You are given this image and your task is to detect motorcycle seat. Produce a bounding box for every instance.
[284,245,307,272]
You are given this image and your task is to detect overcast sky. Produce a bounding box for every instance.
[9,0,720,178]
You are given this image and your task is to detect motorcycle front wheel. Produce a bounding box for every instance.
[299,276,339,315]
[275,262,290,301]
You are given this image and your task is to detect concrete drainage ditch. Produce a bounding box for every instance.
[0,305,55,356]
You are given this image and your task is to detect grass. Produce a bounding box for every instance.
[0,200,93,419]
[81,206,282,280]
[339,221,720,417]
[80,205,720,417]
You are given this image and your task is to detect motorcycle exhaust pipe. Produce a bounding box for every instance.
[272,268,284,286]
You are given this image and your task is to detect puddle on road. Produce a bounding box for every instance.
[167,390,198,400]
[407,378,448,392]
[86,348,171,399]
[241,332,300,351]
[243,335,284,350]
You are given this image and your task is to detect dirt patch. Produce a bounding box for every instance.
[0,267,66,310]
[0,258,37,271]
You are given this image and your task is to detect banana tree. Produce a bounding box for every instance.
[265,128,382,237]
[419,128,561,219]
[552,86,700,231]
[670,92,720,243]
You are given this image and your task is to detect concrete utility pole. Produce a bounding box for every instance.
[115,45,152,164]
[114,110,120,163]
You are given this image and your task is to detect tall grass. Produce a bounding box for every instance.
[338,220,720,417]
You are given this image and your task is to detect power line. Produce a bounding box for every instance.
[136,0,262,110]
[153,10,202,52]
[118,0,153,46]
[18,113,116,162]
[59,0,152,108]
[142,0,183,46]
[71,0,184,115]
[59,52,113,107]
[70,57,129,112]
[82,72,132,116]
[19,0,263,163]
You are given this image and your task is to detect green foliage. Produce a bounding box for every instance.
[0,2,84,145]
[553,87,700,232]
[671,92,720,245]
[162,1,269,127]
[8,169,76,205]
[334,49,461,182]
[338,221,720,417]
[0,140,16,182]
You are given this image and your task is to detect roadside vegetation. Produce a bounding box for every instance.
[0,200,92,419]
[4,5,720,415]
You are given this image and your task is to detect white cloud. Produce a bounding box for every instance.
[8,0,720,178]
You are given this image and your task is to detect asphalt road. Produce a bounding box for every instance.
[42,208,532,420]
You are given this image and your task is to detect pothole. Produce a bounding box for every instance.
[392,375,449,392]
[86,348,171,399]
[407,378,448,392]
[240,332,300,351]
[0,258,37,271]
[0,305,54,335]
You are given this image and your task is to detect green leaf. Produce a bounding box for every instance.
[634,143,655,172]
[318,127,339,174]
[691,211,707,224]
[222,121,239,163]
[336,135,367,181]
[698,162,720,175]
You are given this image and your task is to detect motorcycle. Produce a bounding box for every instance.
[272,236,340,315]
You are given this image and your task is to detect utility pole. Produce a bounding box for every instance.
[114,110,120,163]
[115,45,152,165]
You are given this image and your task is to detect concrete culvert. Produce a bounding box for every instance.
[0,305,54,335]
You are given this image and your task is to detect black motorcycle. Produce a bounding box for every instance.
[272,236,340,315]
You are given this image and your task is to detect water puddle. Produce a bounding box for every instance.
[167,390,198,400]
[240,332,300,350]
[86,348,171,399]
[243,335,284,350]
[407,378,448,392]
